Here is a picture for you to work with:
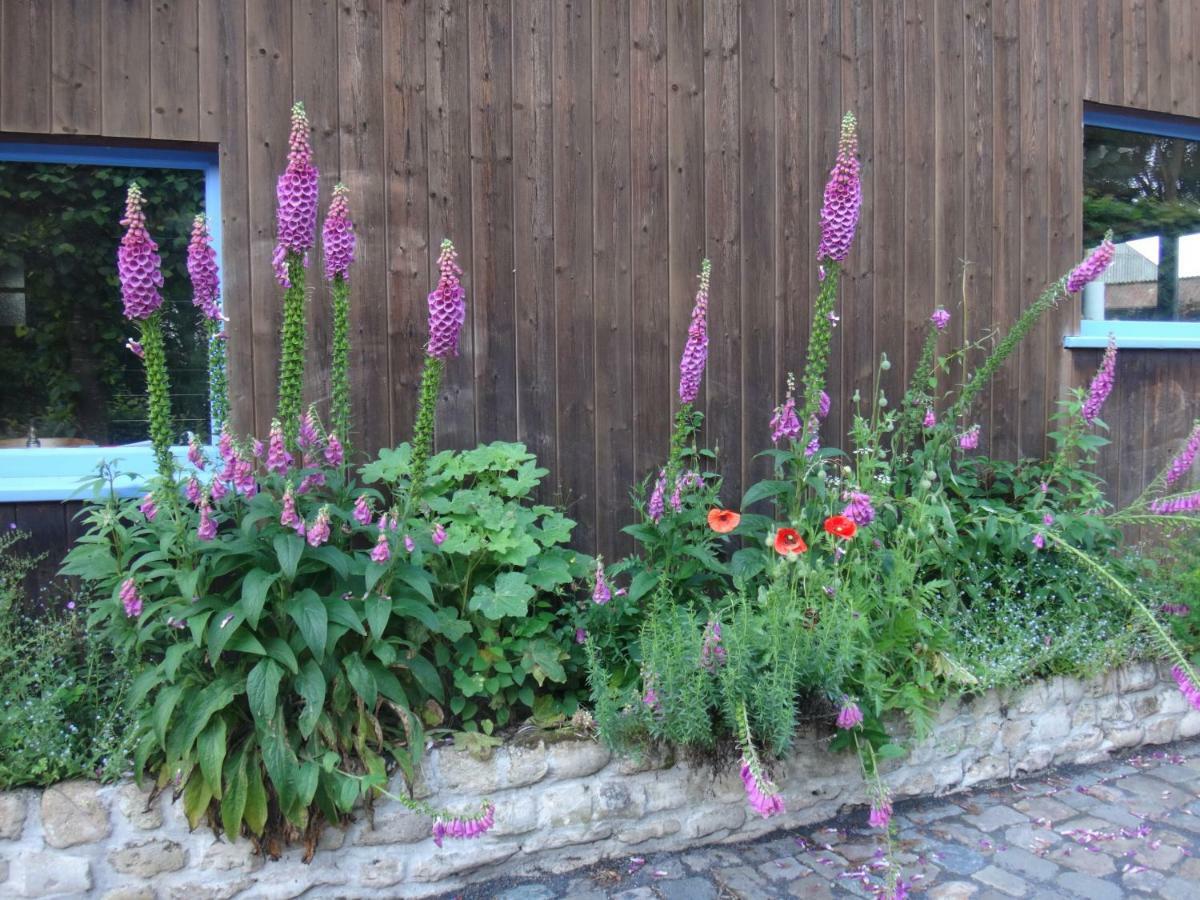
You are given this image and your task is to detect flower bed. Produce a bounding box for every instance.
[0,663,1193,899]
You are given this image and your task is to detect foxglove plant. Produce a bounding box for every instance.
[668,259,712,474]
[118,183,174,479]
[187,214,228,435]
[274,102,319,442]
[736,703,784,818]
[323,183,356,447]
[409,239,466,495]
[1081,333,1117,426]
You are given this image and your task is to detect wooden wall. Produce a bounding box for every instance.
[2,0,1199,563]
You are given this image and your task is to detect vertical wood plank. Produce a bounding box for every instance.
[739,0,774,489]
[1099,0,1125,105]
[245,0,292,437]
[1122,0,1147,108]
[1080,0,1101,101]
[384,0,430,445]
[102,0,152,137]
[990,0,1020,460]
[202,0,253,435]
[512,0,557,501]
[903,0,934,434]
[425,0,476,449]
[704,0,741,499]
[293,0,341,425]
[872,0,904,418]
[811,2,844,438]
[150,0,200,139]
[553,0,596,546]
[1,0,52,133]
[934,0,964,433]
[841,0,875,415]
[469,0,517,442]
[1145,0,1170,111]
[51,0,102,135]
[776,0,811,430]
[963,0,994,449]
[339,0,390,455]
[1017,0,1048,459]
[1168,0,1194,116]
[666,1,705,421]
[592,0,634,555]
[630,0,670,481]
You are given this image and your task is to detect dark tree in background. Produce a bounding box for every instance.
[1084,126,1200,320]
[0,164,208,443]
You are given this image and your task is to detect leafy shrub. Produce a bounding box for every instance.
[0,529,134,788]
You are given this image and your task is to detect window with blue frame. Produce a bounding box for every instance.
[1072,107,1200,349]
[0,143,219,448]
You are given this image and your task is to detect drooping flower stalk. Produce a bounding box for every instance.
[836,698,863,730]
[274,102,319,443]
[1066,233,1116,295]
[323,183,356,447]
[1164,422,1200,489]
[1082,333,1117,426]
[1172,665,1200,711]
[409,240,466,496]
[736,703,785,819]
[770,373,802,445]
[1149,492,1200,514]
[432,802,496,848]
[958,424,981,451]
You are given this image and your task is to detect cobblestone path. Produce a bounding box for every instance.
[444,740,1200,899]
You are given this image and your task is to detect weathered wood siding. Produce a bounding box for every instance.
[2,0,1199,563]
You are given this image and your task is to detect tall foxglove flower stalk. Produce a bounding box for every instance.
[274,102,319,443]
[1066,233,1116,294]
[797,113,862,481]
[770,373,802,444]
[323,183,356,447]
[118,184,174,479]
[668,260,712,474]
[410,240,466,496]
[1082,333,1117,426]
[187,214,228,435]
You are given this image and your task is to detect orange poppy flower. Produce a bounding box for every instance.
[824,515,857,539]
[707,508,742,534]
[773,527,807,555]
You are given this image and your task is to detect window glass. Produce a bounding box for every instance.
[1084,123,1200,322]
[0,163,209,446]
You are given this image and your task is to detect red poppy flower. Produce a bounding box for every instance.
[773,527,807,555]
[708,508,741,534]
[824,515,857,539]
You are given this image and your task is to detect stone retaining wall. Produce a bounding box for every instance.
[1,662,1196,898]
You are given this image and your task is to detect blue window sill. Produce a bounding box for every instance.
[1064,319,1200,350]
[0,444,200,503]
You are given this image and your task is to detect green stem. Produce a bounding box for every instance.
[140,315,174,481]
[276,252,308,445]
[206,318,228,439]
[331,274,352,450]
[409,356,445,502]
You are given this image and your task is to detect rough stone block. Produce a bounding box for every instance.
[1102,725,1144,749]
[357,806,433,845]
[1178,710,1200,739]
[407,842,519,881]
[0,792,27,840]
[109,838,187,877]
[683,803,745,839]
[547,740,611,779]
[201,838,265,872]
[436,747,503,794]
[491,794,539,837]
[1117,662,1158,693]
[1143,714,1179,745]
[594,779,644,819]
[101,889,157,900]
[506,744,550,788]
[117,782,163,830]
[962,754,1009,787]
[41,780,111,848]
[160,878,254,900]
[616,816,681,844]
[360,857,406,888]
[8,852,91,897]
[615,743,674,775]
[537,783,593,828]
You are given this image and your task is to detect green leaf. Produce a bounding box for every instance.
[182,770,213,830]
[197,716,227,799]
[260,719,296,812]
[403,654,444,703]
[244,762,268,836]
[220,754,248,839]
[468,572,535,620]
[288,589,329,663]
[247,659,283,729]
[525,553,573,590]
[263,636,299,674]
[628,569,658,603]
[294,761,320,810]
[295,659,327,739]
[741,479,792,508]
[207,610,244,662]
[392,594,442,632]
[308,544,350,579]
[240,569,279,629]
[730,547,766,581]
[343,653,377,708]
[326,596,366,635]
[365,595,391,639]
[152,683,185,747]
[163,644,188,681]
[274,532,305,580]
[394,564,435,603]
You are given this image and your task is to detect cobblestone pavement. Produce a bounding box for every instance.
[445,740,1200,899]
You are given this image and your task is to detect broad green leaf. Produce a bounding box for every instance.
[392,594,441,632]
[240,569,279,629]
[294,761,320,810]
[197,716,227,799]
[177,678,242,756]
[403,654,444,702]
[308,544,350,579]
[741,478,792,508]
[260,718,296,812]
[730,547,766,581]
[207,610,244,662]
[274,532,305,580]
[394,564,435,603]
[247,659,283,728]
[163,644,188,682]
[220,754,248,839]
[295,659,326,739]
[468,572,535,620]
[365,595,391,639]
[244,762,268,836]
[263,636,299,674]
[343,653,377,708]
[326,596,366,635]
[628,570,658,603]
[287,589,328,663]
[152,683,185,746]
[182,770,213,830]
[525,554,573,590]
